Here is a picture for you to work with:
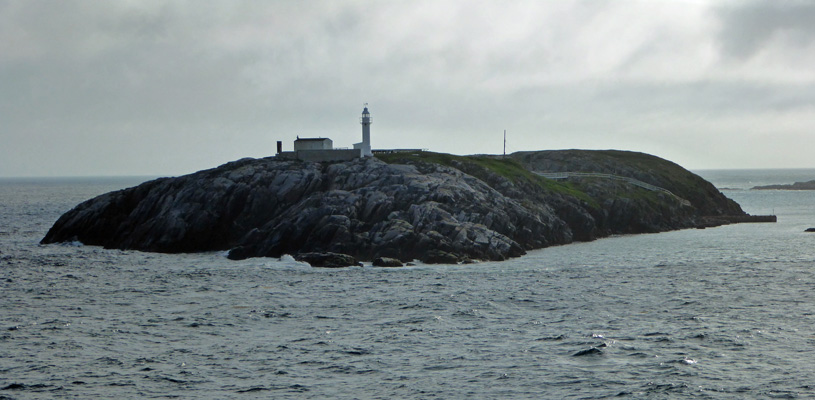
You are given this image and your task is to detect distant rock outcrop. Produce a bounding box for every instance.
[294,252,358,268]
[752,180,815,190]
[41,150,748,265]
[372,257,403,267]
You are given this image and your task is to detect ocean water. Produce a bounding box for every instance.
[1,170,814,399]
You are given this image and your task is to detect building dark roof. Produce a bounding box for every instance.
[295,137,331,142]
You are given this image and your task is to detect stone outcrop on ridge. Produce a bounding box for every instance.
[41,150,747,265]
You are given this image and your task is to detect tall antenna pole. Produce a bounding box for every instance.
[503,129,506,158]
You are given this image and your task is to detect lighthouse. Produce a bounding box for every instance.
[354,104,373,157]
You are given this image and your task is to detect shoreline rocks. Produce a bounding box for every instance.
[294,252,358,268]
[372,257,404,267]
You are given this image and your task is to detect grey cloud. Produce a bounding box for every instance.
[716,1,815,59]
[4,3,272,125]
[593,81,815,116]
[2,1,815,176]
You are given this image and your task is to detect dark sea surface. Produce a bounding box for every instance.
[1,170,815,399]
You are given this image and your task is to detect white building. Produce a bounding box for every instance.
[294,137,333,151]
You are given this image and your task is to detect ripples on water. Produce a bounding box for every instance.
[1,173,815,399]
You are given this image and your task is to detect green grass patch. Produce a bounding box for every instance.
[375,151,595,204]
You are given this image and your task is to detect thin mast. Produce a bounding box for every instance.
[503,129,506,158]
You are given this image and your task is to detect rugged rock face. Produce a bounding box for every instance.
[41,150,747,264]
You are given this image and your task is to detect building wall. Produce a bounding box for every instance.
[295,149,361,162]
[294,139,333,151]
[275,151,297,160]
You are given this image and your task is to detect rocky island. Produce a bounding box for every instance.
[42,150,753,266]
[752,180,815,190]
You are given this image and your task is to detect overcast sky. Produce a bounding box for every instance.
[2,0,814,177]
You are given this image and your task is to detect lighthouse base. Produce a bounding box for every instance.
[353,142,373,157]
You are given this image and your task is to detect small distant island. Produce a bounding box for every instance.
[752,180,815,190]
[39,106,773,267]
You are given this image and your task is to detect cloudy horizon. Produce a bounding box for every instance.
[2,0,814,177]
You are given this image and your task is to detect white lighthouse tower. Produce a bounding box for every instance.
[354,104,373,157]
